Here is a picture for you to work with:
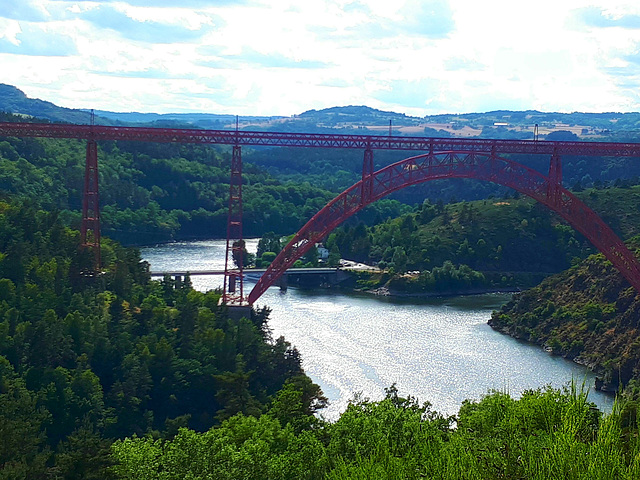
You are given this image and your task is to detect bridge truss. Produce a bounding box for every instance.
[248,151,640,303]
[1,121,640,304]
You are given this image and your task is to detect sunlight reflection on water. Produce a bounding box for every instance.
[141,239,615,421]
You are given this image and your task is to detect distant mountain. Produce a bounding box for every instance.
[0,84,278,128]
[0,84,94,124]
[0,85,420,132]
[89,110,278,129]
[299,105,421,126]
[423,109,640,132]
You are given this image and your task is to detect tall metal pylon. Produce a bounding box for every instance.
[361,146,374,205]
[547,147,562,206]
[81,110,101,271]
[223,118,246,304]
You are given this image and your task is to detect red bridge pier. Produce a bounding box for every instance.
[81,138,101,271]
[222,144,248,306]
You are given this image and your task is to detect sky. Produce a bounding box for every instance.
[1,0,640,117]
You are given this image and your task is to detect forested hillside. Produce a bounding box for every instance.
[5,85,640,214]
[0,85,94,125]
[325,185,640,295]
[245,144,640,206]
[0,197,324,478]
[490,237,640,393]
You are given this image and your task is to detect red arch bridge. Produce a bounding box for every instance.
[1,121,640,305]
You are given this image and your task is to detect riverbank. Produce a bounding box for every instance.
[488,315,616,393]
[335,267,537,300]
[488,244,640,394]
[118,235,229,248]
[360,284,522,298]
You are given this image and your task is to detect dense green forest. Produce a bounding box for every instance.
[0,197,325,478]
[2,190,640,479]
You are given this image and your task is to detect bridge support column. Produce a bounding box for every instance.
[223,144,246,304]
[361,147,373,205]
[227,304,253,321]
[81,138,101,271]
[547,150,562,207]
[278,273,288,291]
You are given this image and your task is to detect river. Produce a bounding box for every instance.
[141,239,614,420]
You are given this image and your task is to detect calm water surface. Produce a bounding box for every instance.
[141,239,614,420]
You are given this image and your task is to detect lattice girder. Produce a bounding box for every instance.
[248,151,640,304]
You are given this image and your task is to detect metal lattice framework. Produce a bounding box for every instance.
[80,139,101,269]
[2,121,640,156]
[2,121,640,303]
[248,151,640,304]
[223,145,246,304]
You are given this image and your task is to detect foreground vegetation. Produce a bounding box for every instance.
[111,384,640,480]
[0,198,324,478]
[6,192,640,479]
[3,195,640,479]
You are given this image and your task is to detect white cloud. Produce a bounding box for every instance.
[76,4,217,43]
[0,19,22,45]
[575,6,640,29]
[0,21,77,56]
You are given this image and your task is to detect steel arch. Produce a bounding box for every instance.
[247,151,640,304]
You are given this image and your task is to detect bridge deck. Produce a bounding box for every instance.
[149,267,340,277]
[1,122,640,157]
